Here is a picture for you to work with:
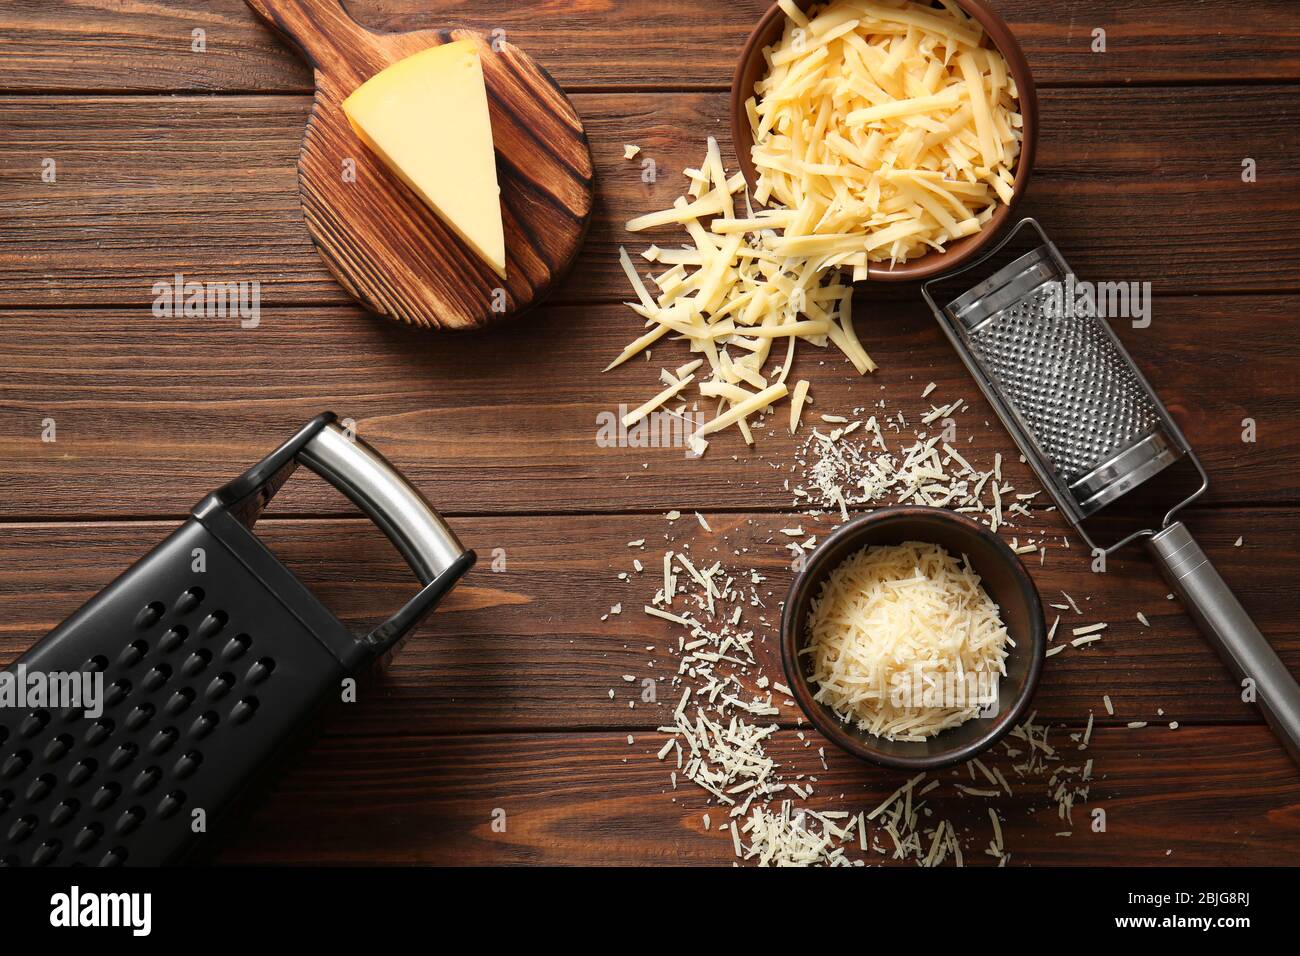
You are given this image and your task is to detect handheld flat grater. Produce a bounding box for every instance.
[0,413,474,866]
[923,219,1300,764]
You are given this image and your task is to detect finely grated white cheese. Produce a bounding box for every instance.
[613,395,1114,866]
[803,541,1010,740]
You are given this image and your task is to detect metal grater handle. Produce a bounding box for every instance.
[1149,524,1300,765]
[197,413,474,650]
[299,423,465,586]
[294,421,473,649]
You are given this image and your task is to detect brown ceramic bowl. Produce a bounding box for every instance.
[779,507,1045,770]
[730,0,1038,282]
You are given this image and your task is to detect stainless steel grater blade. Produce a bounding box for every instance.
[923,219,1300,765]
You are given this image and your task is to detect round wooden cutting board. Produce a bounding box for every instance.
[245,0,594,330]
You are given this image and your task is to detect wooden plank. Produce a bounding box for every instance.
[3,0,1299,92]
[1,88,1295,306]
[0,298,1291,518]
[5,0,1296,873]
[213,725,1300,864]
[1,510,1294,732]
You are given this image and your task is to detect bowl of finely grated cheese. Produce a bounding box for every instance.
[780,506,1045,770]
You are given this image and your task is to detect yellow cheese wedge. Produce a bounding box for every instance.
[343,41,507,279]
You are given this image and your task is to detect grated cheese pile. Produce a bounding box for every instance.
[804,542,1010,740]
[641,534,870,865]
[610,137,874,451]
[627,509,1101,866]
[608,1,1021,448]
[613,390,1124,865]
[747,0,1023,267]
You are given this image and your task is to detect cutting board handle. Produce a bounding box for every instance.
[245,0,382,75]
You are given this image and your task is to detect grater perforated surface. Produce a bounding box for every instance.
[963,284,1165,484]
[0,519,348,866]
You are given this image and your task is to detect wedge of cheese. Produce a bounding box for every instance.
[343,41,506,279]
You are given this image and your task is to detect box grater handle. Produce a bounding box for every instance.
[295,421,475,649]
[1148,522,1300,766]
[299,422,465,586]
[200,413,474,651]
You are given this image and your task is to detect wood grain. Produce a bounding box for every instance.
[212,725,1300,865]
[3,0,1299,92]
[1,511,1294,734]
[2,0,1299,868]
[0,299,1291,518]
[1,88,1296,307]
[241,0,594,329]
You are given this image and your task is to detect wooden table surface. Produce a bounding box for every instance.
[2,0,1298,866]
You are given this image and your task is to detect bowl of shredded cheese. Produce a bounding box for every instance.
[780,506,1045,770]
[731,0,1037,281]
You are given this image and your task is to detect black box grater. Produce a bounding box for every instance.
[0,413,474,866]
